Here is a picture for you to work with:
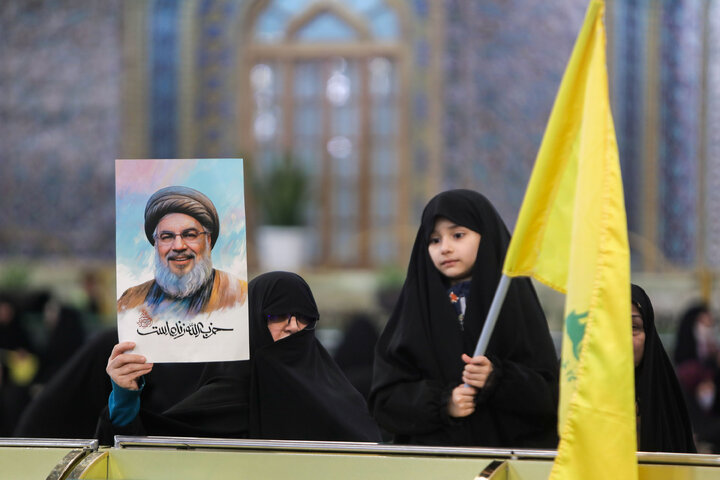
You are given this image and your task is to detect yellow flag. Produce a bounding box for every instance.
[502,1,636,478]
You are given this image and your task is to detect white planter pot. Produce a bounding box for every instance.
[256,225,309,272]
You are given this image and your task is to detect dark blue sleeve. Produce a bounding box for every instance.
[108,377,144,427]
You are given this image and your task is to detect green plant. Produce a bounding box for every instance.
[377,265,406,290]
[256,154,309,226]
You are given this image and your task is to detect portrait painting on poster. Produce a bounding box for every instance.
[115,158,248,363]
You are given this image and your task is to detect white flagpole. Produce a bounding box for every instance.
[472,274,511,357]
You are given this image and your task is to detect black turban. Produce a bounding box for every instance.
[144,186,220,248]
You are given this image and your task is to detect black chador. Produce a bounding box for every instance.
[369,189,559,447]
[96,271,380,443]
[246,272,381,442]
[632,284,696,453]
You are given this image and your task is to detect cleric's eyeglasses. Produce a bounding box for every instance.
[154,229,210,246]
[266,313,316,329]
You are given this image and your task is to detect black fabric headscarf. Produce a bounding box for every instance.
[632,284,696,453]
[369,189,558,447]
[247,272,381,442]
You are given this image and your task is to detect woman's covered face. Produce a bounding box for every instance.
[266,313,314,342]
[632,304,645,367]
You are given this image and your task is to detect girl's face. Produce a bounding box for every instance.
[631,304,645,367]
[428,217,481,285]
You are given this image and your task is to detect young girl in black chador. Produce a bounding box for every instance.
[369,189,559,447]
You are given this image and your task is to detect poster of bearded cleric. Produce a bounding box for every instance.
[115,159,248,363]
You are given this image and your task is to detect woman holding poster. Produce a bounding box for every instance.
[98,271,380,444]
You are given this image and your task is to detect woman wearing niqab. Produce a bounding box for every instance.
[246,272,381,441]
[97,271,380,444]
[369,190,558,447]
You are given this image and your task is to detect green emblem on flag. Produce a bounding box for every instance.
[566,310,589,360]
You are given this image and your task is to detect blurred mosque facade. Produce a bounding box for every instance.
[1,0,720,317]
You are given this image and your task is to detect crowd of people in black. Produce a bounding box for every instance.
[0,189,718,454]
[0,290,93,435]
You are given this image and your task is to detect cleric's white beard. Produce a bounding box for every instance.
[154,249,213,298]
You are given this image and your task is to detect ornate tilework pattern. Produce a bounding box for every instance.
[0,1,121,258]
[395,0,433,215]
[610,0,648,238]
[0,0,713,273]
[705,1,720,268]
[150,0,180,158]
[195,0,244,158]
[442,0,586,225]
[658,0,701,266]
[413,0,428,17]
